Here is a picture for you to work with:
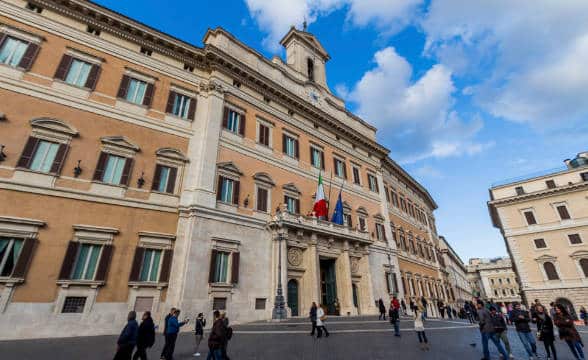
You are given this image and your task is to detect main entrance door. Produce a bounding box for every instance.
[320,259,338,315]
[287,279,299,316]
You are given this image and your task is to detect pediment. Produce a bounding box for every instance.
[217,161,243,176]
[570,250,588,259]
[253,172,275,187]
[30,118,78,136]
[342,201,351,211]
[101,136,140,152]
[356,207,368,216]
[535,254,557,262]
[373,213,385,221]
[156,147,188,162]
[283,182,301,194]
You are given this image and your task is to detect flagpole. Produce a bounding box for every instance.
[327,171,334,218]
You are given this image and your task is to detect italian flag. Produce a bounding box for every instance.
[313,173,328,218]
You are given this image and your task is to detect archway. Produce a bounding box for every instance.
[555,297,577,320]
[287,279,299,317]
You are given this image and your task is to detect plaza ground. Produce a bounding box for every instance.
[1,315,586,359]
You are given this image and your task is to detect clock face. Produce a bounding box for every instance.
[309,91,319,103]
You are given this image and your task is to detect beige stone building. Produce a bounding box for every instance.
[438,236,473,307]
[466,257,521,306]
[488,152,588,317]
[0,0,457,339]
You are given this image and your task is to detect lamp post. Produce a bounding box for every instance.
[272,229,287,320]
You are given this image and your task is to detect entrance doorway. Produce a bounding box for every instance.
[320,259,338,315]
[555,297,577,320]
[352,283,360,314]
[287,279,299,316]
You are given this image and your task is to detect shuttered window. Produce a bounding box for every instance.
[102,154,126,185]
[310,147,324,169]
[334,158,347,178]
[139,249,162,282]
[217,176,240,205]
[117,75,154,106]
[375,223,386,241]
[212,251,230,283]
[256,187,269,213]
[0,36,37,68]
[71,243,102,280]
[166,91,196,120]
[258,124,270,146]
[543,262,559,280]
[54,54,101,89]
[284,195,299,214]
[17,137,69,175]
[524,211,537,225]
[367,174,379,193]
[352,166,361,185]
[0,237,23,277]
[223,108,244,135]
[282,134,299,159]
[556,205,571,220]
[151,164,177,194]
[358,217,366,232]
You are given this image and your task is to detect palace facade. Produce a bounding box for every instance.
[0,0,453,339]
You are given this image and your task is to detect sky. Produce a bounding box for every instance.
[94,0,588,262]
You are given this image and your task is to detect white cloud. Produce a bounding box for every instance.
[345,47,487,162]
[244,0,422,50]
[412,165,443,178]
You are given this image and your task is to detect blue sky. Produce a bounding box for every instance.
[94,0,588,262]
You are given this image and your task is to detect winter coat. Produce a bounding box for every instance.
[137,317,155,348]
[166,316,186,335]
[316,307,326,326]
[309,306,317,321]
[511,309,532,332]
[117,319,139,347]
[378,300,386,314]
[477,308,494,334]
[208,318,227,349]
[195,318,206,336]
[553,313,581,342]
[536,314,555,343]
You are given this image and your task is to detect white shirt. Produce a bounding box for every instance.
[414,315,424,331]
[316,307,325,326]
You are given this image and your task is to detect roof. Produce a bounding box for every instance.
[279,27,330,61]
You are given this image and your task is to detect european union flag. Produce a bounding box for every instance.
[331,191,344,225]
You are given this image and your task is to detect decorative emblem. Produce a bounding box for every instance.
[350,258,359,274]
[287,248,303,267]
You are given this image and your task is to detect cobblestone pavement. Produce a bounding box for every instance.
[1,315,586,359]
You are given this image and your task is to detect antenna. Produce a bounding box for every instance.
[303,17,308,31]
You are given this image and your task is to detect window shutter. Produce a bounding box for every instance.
[95,244,113,282]
[142,82,154,107]
[333,158,338,175]
[49,143,69,174]
[222,107,229,128]
[11,238,37,279]
[58,241,79,280]
[92,152,108,181]
[294,139,299,158]
[159,249,173,283]
[120,158,134,186]
[208,250,218,283]
[238,113,246,136]
[17,137,39,169]
[232,180,240,205]
[54,54,73,80]
[187,97,197,120]
[320,151,325,170]
[85,64,101,90]
[343,162,347,179]
[375,177,380,193]
[18,42,39,70]
[231,252,240,284]
[0,33,6,48]
[282,134,287,154]
[295,198,300,214]
[216,176,223,201]
[166,167,177,194]
[165,91,176,114]
[151,164,162,191]
[259,125,266,145]
[116,75,131,99]
[128,246,145,282]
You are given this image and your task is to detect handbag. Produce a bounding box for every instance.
[320,315,327,321]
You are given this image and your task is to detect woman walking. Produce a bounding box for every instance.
[309,302,318,336]
[316,304,329,338]
[193,313,206,357]
[553,304,585,360]
[414,309,429,351]
[378,298,386,320]
[536,305,557,360]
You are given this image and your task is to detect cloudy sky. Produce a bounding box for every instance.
[96,0,588,261]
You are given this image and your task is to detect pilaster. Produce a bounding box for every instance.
[336,240,356,316]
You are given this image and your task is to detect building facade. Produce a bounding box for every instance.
[488,152,588,318]
[438,236,473,307]
[466,257,522,306]
[0,0,454,339]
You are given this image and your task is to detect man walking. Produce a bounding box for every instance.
[114,311,139,360]
[490,306,514,359]
[160,307,176,360]
[421,296,428,319]
[512,302,538,359]
[163,309,189,360]
[309,302,318,336]
[438,300,445,319]
[401,299,407,315]
[390,296,401,337]
[477,300,509,360]
[133,311,155,360]
[207,310,226,360]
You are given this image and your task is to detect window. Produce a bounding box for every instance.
[385,188,391,203]
[87,26,101,36]
[169,92,193,119]
[344,213,352,228]
[223,108,243,135]
[64,59,93,87]
[255,298,266,310]
[498,278,503,284]
[61,296,86,313]
[282,134,299,159]
[307,58,314,81]
[102,154,126,185]
[284,195,299,214]
[507,278,511,284]
[494,290,498,296]
[358,217,366,232]
[213,297,227,310]
[523,210,537,225]
[580,259,588,278]
[126,78,147,104]
[491,278,495,285]
[556,205,571,220]
[546,180,556,189]
[515,186,525,195]
[152,165,177,194]
[534,238,547,249]
[543,262,559,280]
[256,187,269,212]
[139,249,162,282]
[71,243,102,280]
[568,234,583,245]
[218,176,238,204]
[26,2,43,13]
[334,158,347,178]
[212,251,230,283]
[375,223,386,241]
[0,237,23,277]
[0,37,28,67]
[28,140,60,172]
[391,191,399,207]
[582,172,588,181]
[352,166,361,185]
[367,174,379,193]
[510,289,515,295]
[310,147,324,169]
[140,47,152,56]
[258,123,270,146]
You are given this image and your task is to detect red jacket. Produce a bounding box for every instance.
[392,298,400,310]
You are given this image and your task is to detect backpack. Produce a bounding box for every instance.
[491,314,506,333]
[226,326,233,340]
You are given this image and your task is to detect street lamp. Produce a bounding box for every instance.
[272,229,288,320]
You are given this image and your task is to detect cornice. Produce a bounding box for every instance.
[489,181,588,207]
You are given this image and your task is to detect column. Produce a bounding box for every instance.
[303,233,320,306]
[358,246,377,315]
[335,240,355,316]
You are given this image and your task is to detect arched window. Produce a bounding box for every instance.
[543,262,559,280]
[307,58,314,81]
[580,258,588,278]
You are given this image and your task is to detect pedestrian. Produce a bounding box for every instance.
[378,298,386,320]
[207,310,226,360]
[464,302,474,324]
[446,305,453,319]
[452,307,457,319]
[580,306,588,326]
[421,296,428,319]
[438,300,445,319]
[530,299,542,323]
[549,302,557,318]
[220,312,233,360]
[401,299,407,315]
[309,302,318,336]
[390,296,401,337]
[490,306,514,359]
[512,301,538,359]
[409,298,416,314]
[163,309,189,360]
[476,300,509,360]
[553,303,585,360]
[160,307,176,360]
[316,304,330,338]
[193,313,206,357]
[536,305,557,360]
[114,311,139,360]
[133,311,155,360]
[414,309,429,351]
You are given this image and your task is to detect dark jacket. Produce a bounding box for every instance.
[195,318,206,335]
[137,317,155,348]
[208,318,227,349]
[378,300,386,313]
[117,319,139,346]
[309,306,317,321]
[477,308,494,333]
[536,314,555,343]
[166,316,186,335]
[512,309,532,332]
[162,313,172,335]
[554,313,581,342]
[490,312,507,333]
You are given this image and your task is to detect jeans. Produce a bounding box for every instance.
[481,332,509,360]
[417,331,428,343]
[517,331,537,356]
[206,348,223,360]
[393,320,400,336]
[310,320,317,335]
[317,325,329,337]
[499,331,511,354]
[566,340,585,360]
[543,340,557,360]
[162,333,178,360]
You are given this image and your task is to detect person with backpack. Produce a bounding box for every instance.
[490,306,513,359]
[512,302,538,359]
[316,304,329,338]
[193,313,206,357]
[536,304,557,360]
[477,300,509,360]
[133,311,155,360]
[207,310,226,360]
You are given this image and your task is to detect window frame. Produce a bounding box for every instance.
[0,236,24,278]
[310,145,324,170]
[568,233,583,246]
[333,156,347,179]
[256,117,274,148]
[553,203,572,221]
[533,238,548,249]
[367,173,379,193]
[351,164,361,185]
[282,132,299,159]
[521,209,538,226]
